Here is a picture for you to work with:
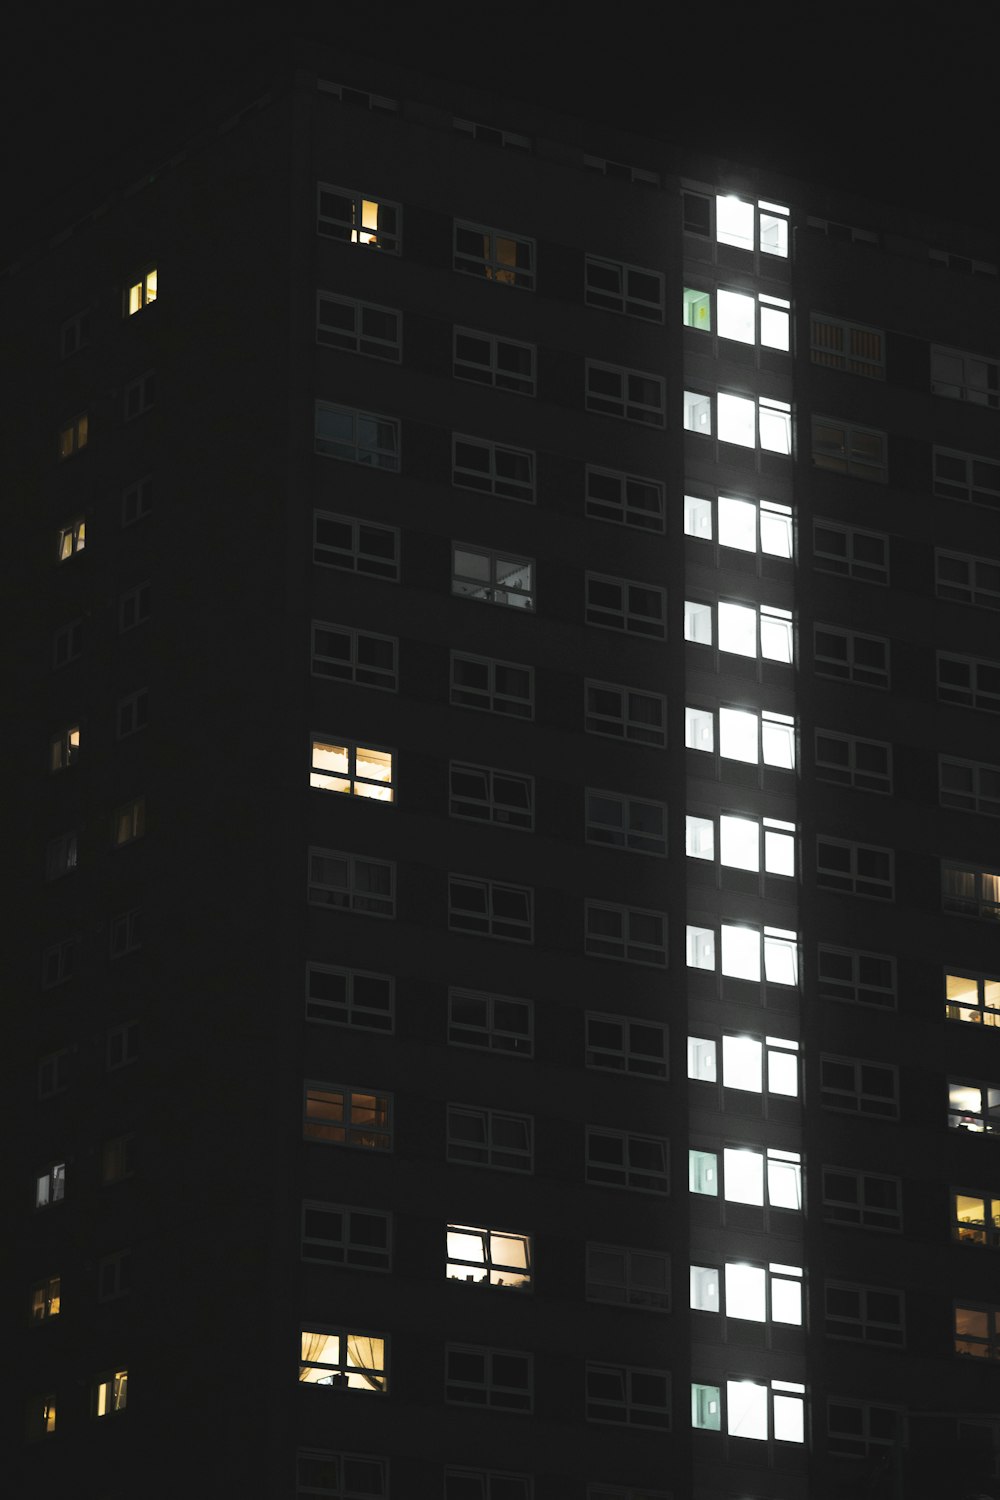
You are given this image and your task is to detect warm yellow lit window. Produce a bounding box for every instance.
[128,269,157,314]
[50,726,81,772]
[310,738,394,800]
[95,1370,128,1416]
[57,519,86,561]
[446,1225,532,1289]
[946,972,1000,1025]
[303,1085,392,1149]
[59,414,88,459]
[31,1276,61,1321]
[44,1400,56,1434]
[299,1330,387,1390]
[954,1193,1000,1246]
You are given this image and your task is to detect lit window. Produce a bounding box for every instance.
[303,1086,392,1149]
[49,726,80,772]
[317,185,400,252]
[450,653,533,718]
[454,328,535,395]
[116,689,148,739]
[810,314,884,378]
[813,521,888,583]
[450,763,533,830]
[585,1363,670,1428]
[936,549,1000,609]
[585,573,665,637]
[585,1128,668,1194]
[932,345,999,407]
[297,1450,389,1498]
[686,1033,799,1097]
[817,837,893,899]
[301,1203,391,1271]
[127,268,157,313]
[453,544,534,609]
[683,389,712,434]
[313,511,399,578]
[685,392,792,452]
[811,416,887,482]
[585,902,667,967]
[933,446,1000,509]
[814,626,889,687]
[686,811,795,876]
[119,582,150,632]
[112,797,145,847]
[714,195,789,256]
[820,1056,898,1118]
[815,731,891,792]
[444,1469,530,1500]
[109,909,142,958]
[953,1193,1000,1248]
[307,850,395,916]
[585,465,664,531]
[937,653,1000,712]
[305,965,394,1031]
[447,988,533,1056]
[448,876,532,942]
[704,600,794,661]
[827,1400,906,1461]
[586,790,666,855]
[58,413,88,459]
[27,1396,57,1440]
[684,493,793,558]
[949,1081,1000,1134]
[586,361,665,426]
[56,519,86,562]
[35,1162,65,1208]
[300,1330,387,1391]
[30,1275,61,1322]
[309,740,394,800]
[94,1370,128,1416]
[122,475,153,525]
[689,1145,802,1210]
[316,293,401,360]
[447,1225,532,1289]
[691,1379,805,1442]
[586,1014,667,1079]
[586,1245,669,1313]
[956,1305,1000,1359]
[447,1106,533,1172]
[586,681,666,746]
[826,1283,904,1345]
[123,370,155,420]
[314,402,399,469]
[45,833,77,881]
[704,288,790,349]
[445,1345,532,1410]
[60,309,89,357]
[586,257,664,320]
[454,222,534,289]
[818,945,895,1008]
[685,921,799,986]
[452,434,534,501]
[822,1167,902,1232]
[685,703,795,769]
[946,972,1000,1026]
[943,863,1000,919]
[310,622,397,691]
[689,1261,802,1324]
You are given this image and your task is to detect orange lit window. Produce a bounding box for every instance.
[310,739,394,801]
[303,1085,392,1150]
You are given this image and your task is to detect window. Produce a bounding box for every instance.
[940,757,1000,816]
[317,185,400,252]
[689,1261,803,1324]
[447,989,533,1056]
[58,413,88,459]
[319,80,399,111]
[686,1033,799,1098]
[124,370,155,420]
[685,703,795,769]
[112,797,145,847]
[102,1135,135,1183]
[938,653,1000,712]
[449,876,533,942]
[303,1086,392,1149]
[811,416,887,481]
[452,435,534,501]
[806,214,879,245]
[586,681,665,746]
[453,222,534,289]
[60,309,89,357]
[49,725,80,772]
[954,1192,1000,1248]
[817,838,894,899]
[585,257,663,320]
[686,811,796,877]
[685,599,794,662]
[827,1400,906,1461]
[825,1283,904,1345]
[586,1128,668,1194]
[56,518,86,562]
[946,971,1000,1026]
[813,521,888,583]
[26,1396,57,1440]
[820,1056,898,1117]
[587,791,666,855]
[109,909,142,957]
[683,287,790,349]
[297,1450,389,1498]
[306,965,394,1031]
[936,549,1000,609]
[956,1305,1000,1359]
[311,624,397,691]
[818,945,895,1008]
[715,194,790,256]
[814,626,889,687]
[585,902,667,967]
[447,1106,533,1172]
[453,116,531,150]
[444,1469,531,1500]
[310,740,394,800]
[586,361,665,426]
[691,1379,805,1443]
[116,689,148,739]
[301,1203,391,1271]
[932,345,999,407]
[45,833,77,881]
[300,1330,387,1391]
[122,475,152,525]
[686,921,799,986]
[316,293,401,360]
[119,582,150,631]
[586,1015,667,1078]
[445,1345,532,1410]
[815,731,891,792]
[688,1145,802,1210]
[684,391,792,453]
[683,493,793,558]
[450,763,533,830]
[127,267,157,313]
[106,1021,138,1070]
[810,315,884,377]
[586,1245,669,1310]
[454,328,535,395]
[451,653,533,718]
[35,1162,65,1209]
[586,1364,670,1428]
[94,1370,128,1416]
[53,618,82,667]
[98,1250,131,1301]
[584,155,660,185]
[30,1275,61,1322]
[41,937,77,988]
[933,446,1000,509]
[585,466,664,531]
[447,1225,532,1289]
[314,403,399,470]
[452,544,534,609]
[943,863,1000,919]
[313,512,399,579]
[585,573,665,637]
[822,1167,902,1232]
[949,1081,1000,1134]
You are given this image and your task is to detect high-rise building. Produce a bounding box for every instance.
[4,35,1000,1500]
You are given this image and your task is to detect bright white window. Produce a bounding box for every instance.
[689,1145,801,1208]
[447,1225,532,1289]
[949,1080,1000,1134]
[715,195,789,257]
[716,289,790,349]
[685,704,794,768]
[684,494,793,557]
[686,922,798,985]
[453,544,534,609]
[691,1380,805,1442]
[683,390,712,434]
[687,812,795,876]
[690,1261,803,1324]
[718,601,794,662]
[683,600,712,644]
[686,1034,798,1096]
[317,185,399,251]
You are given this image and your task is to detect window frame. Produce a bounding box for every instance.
[450,652,534,718]
[302,1084,393,1150]
[446,1224,533,1291]
[813,624,889,687]
[306,847,396,917]
[821,1166,902,1232]
[305,964,395,1032]
[448,874,533,943]
[444,1344,533,1410]
[453,221,535,290]
[933,445,1000,509]
[819,1055,899,1119]
[585,360,665,426]
[315,291,401,361]
[453,326,536,396]
[449,761,534,831]
[452,542,535,610]
[310,621,398,692]
[585,255,664,320]
[584,901,667,967]
[585,1013,668,1079]
[447,987,534,1056]
[586,789,667,856]
[585,1362,671,1429]
[585,465,664,531]
[309,739,395,801]
[585,1243,670,1311]
[125,267,157,314]
[299,1328,388,1392]
[446,1105,534,1173]
[813,519,889,584]
[825,1281,905,1345]
[300,1201,392,1271]
[313,510,399,579]
[316,183,400,252]
[811,415,887,482]
[314,401,400,470]
[585,1126,669,1195]
[452,433,535,502]
[585,680,666,746]
[809,313,885,378]
[814,730,892,793]
[585,572,666,638]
